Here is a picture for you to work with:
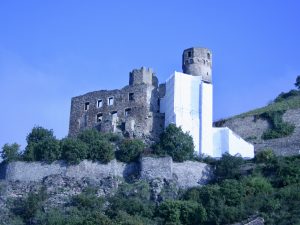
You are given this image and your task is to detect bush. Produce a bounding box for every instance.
[88,139,114,163]
[154,124,194,162]
[61,138,88,164]
[13,188,47,224]
[255,149,275,163]
[116,139,145,163]
[77,129,115,163]
[260,111,295,140]
[1,143,20,162]
[214,153,244,181]
[23,126,58,161]
[157,200,207,225]
[77,129,104,145]
[34,138,61,163]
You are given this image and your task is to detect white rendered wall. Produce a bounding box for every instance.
[199,82,213,156]
[160,71,254,158]
[161,72,213,155]
[212,127,254,158]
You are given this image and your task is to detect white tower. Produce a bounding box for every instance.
[160,47,254,158]
[161,47,213,155]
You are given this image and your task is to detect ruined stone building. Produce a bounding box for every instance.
[69,47,254,158]
[68,67,165,142]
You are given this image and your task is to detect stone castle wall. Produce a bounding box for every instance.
[69,67,165,141]
[2,157,212,189]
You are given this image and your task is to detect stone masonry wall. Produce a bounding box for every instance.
[221,108,300,156]
[69,68,164,142]
[2,157,212,189]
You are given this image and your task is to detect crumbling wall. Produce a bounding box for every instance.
[68,67,164,142]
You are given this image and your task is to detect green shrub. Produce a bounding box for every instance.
[60,138,88,164]
[12,188,47,224]
[157,200,207,225]
[260,111,295,140]
[255,149,275,163]
[88,139,114,163]
[214,153,244,181]
[77,129,115,163]
[274,89,300,102]
[116,139,145,163]
[154,124,194,162]
[23,126,58,161]
[71,188,104,210]
[77,129,104,144]
[1,143,20,162]
[34,137,61,163]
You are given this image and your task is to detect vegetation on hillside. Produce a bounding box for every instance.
[217,76,300,140]
[3,152,300,225]
[234,76,300,118]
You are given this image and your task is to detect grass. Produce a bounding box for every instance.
[232,95,300,119]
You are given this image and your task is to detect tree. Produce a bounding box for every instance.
[154,124,194,162]
[116,139,145,163]
[33,137,61,162]
[1,143,20,162]
[60,138,88,164]
[23,126,57,161]
[295,75,300,89]
[87,139,114,163]
[77,129,115,163]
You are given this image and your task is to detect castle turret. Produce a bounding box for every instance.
[182,47,212,83]
[129,67,158,87]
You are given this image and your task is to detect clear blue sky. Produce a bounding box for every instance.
[0,0,299,150]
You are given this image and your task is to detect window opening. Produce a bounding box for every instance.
[129,93,134,101]
[207,53,211,59]
[188,51,192,57]
[97,99,103,108]
[96,113,103,122]
[84,102,90,111]
[125,108,131,117]
[108,97,114,106]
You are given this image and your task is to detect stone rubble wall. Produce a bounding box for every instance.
[140,157,213,188]
[2,157,212,189]
[5,160,138,182]
[221,108,300,156]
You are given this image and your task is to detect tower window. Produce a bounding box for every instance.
[203,59,206,64]
[185,60,189,65]
[96,113,103,122]
[97,99,103,108]
[84,102,90,111]
[108,97,114,106]
[125,108,131,117]
[207,53,211,59]
[188,51,192,57]
[129,93,134,101]
[189,59,194,63]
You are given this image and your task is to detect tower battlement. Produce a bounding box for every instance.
[129,66,157,87]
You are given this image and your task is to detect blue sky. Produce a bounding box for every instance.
[0,0,299,150]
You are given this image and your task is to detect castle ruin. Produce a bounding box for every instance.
[69,47,254,158]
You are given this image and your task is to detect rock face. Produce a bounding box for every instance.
[220,108,300,156]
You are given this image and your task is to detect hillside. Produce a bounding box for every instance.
[216,92,300,156]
